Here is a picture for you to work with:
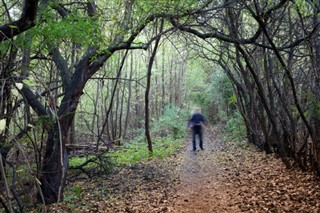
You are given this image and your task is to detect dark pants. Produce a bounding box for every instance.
[192,125,203,151]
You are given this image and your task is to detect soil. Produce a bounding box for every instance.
[47,126,320,213]
[171,126,241,212]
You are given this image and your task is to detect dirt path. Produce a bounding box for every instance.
[49,126,320,212]
[171,127,241,212]
[171,126,320,213]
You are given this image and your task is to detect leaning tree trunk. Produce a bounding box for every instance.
[38,52,97,204]
[37,0,149,202]
[145,19,163,154]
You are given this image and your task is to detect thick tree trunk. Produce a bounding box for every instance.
[38,123,68,204]
[38,52,95,204]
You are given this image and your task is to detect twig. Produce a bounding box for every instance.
[0,194,10,213]
[0,153,12,211]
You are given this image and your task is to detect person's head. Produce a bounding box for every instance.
[194,107,201,113]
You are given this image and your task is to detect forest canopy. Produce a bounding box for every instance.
[1,0,320,211]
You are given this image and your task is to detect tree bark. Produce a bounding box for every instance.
[145,19,164,153]
[0,0,39,41]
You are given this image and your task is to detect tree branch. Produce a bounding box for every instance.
[0,0,38,41]
[20,85,48,116]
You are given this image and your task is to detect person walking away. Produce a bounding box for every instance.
[188,107,206,151]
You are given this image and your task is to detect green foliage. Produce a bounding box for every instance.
[152,105,189,139]
[186,63,245,141]
[72,186,83,200]
[30,8,105,47]
[224,111,246,141]
[108,105,188,165]
[185,58,208,107]
[304,92,320,120]
[64,186,83,204]
[135,0,198,15]
[228,94,237,106]
[108,140,149,166]
[206,71,245,140]
[197,68,234,123]
[108,137,184,166]
[152,137,184,157]
[22,77,38,88]
[293,0,313,15]
[0,40,10,57]
[69,156,93,167]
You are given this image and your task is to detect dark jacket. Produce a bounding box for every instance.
[189,113,205,127]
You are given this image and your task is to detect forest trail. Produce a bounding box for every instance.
[171,126,320,212]
[171,126,241,212]
[50,126,320,212]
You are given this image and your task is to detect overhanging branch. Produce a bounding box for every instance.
[0,0,38,41]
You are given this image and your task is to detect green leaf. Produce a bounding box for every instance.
[22,78,37,87]
[228,94,237,105]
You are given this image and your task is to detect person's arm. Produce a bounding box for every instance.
[188,115,194,130]
[201,114,206,128]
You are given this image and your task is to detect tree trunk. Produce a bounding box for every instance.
[145,19,163,153]
[38,49,110,203]
[123,51,134,139]
[38,122,68,204]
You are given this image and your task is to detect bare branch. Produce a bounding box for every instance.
[0,0,38,41]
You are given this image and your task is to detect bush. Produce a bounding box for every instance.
[224,111,246,140]
[152,105,189,139]
[107,137,184,166]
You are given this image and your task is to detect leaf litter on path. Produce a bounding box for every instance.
[48,126,320,212]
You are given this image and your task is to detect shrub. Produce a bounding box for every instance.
[224,111,246,140]
[107,137,184,166]
[152,105,189,139]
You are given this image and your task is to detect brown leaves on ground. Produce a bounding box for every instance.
[47,152,182,213]
[201,126,320,213]
[46,126,320,212]
[220,148,320,212]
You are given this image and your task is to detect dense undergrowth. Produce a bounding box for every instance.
[68,136,185,171]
